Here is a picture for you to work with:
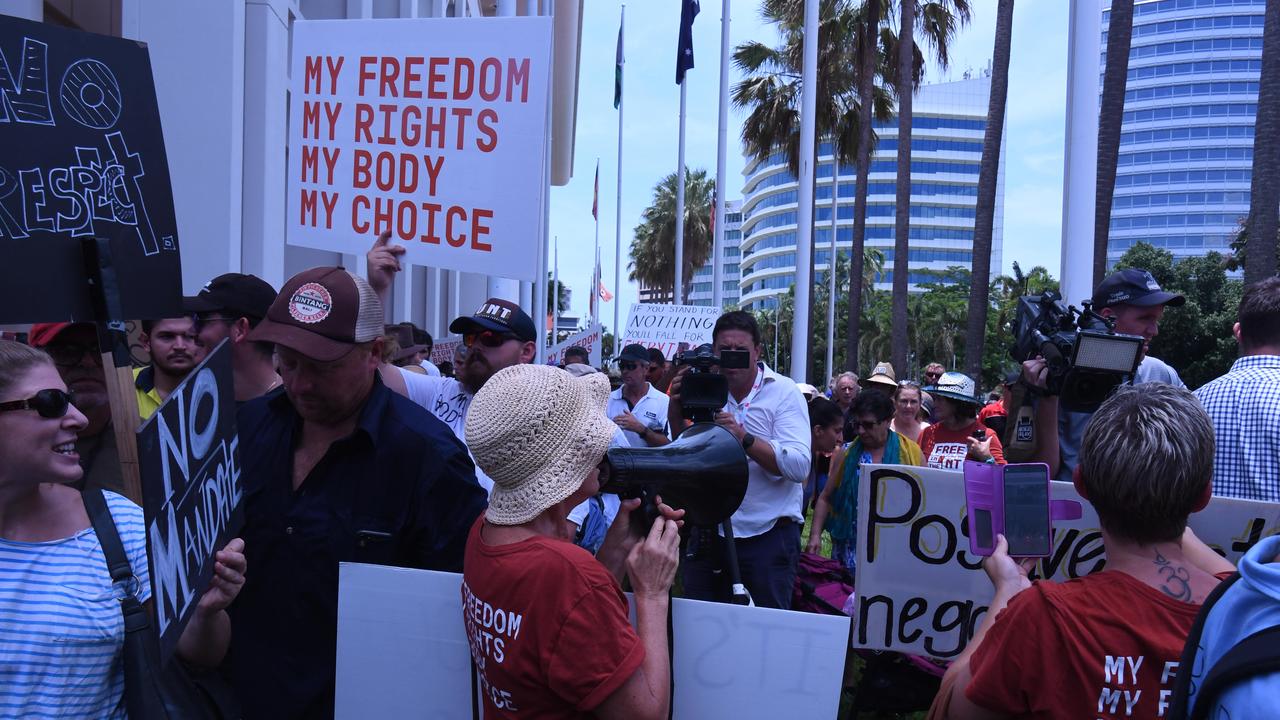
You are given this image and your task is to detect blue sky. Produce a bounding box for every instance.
[549,1,1071,332]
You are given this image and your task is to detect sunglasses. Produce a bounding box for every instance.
[852,418,888,430]
[44,343,103,368]
[464,330,518,349]
[619,361,639,371]
[0,389,76,419]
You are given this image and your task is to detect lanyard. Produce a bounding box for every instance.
[728,365,766,426]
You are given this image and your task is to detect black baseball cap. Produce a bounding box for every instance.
[448,298,537,342]
[1092,269,1186,309]
[618,344,649,363]
[185,273,277,320]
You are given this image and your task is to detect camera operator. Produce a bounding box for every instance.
[666,311,812,609]
[1022,268,1186,482]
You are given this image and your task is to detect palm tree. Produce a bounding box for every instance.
[1093,0,1135,285]
[892,0,970,374]
[546,272,570,315]
[1246,0,1280,283]
[627,168,715,304]
[963,0,1013,378]
[733,0,887,383]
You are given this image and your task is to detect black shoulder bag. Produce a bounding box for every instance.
[83,488,237,720]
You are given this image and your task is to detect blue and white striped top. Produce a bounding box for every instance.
[0,491,151,720]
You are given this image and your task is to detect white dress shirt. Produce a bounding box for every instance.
[722,362,812,538]
[607,383,671,447]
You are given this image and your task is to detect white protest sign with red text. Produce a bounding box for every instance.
[546,324,603,367]
[286,18,552,281]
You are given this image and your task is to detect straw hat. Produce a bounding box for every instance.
[465,364,617,525]
[861,362,898,392]
[924,371,982,406]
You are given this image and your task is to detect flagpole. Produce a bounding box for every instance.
[553,235,560,344]
[613,4,626,342]
[790,0,818,383]
[712,0,730,311]
[674,82,686,305]
[594,158,601,327]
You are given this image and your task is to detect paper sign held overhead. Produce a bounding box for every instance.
[0,15,183,324]
[136,341,244,666]
[546,323,603,367]
[622,303,721,359]
[286,17,552,282]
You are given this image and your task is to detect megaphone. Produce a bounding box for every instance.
[600,423,749,527]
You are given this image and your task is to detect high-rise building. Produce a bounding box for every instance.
[737,76,1003,311]
[688,199,743,308]
[1103,0,1263,268]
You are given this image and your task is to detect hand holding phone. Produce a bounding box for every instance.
[964,462,1052,557]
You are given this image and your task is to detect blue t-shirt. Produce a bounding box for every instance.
[1185,535,1280,718]
[1056,355,1185,482]
[0,491,151,720]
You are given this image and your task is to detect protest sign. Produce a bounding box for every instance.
[622,303,721,359]
[136,340,243,665]
[430,335,463,366]
[336,564,850,718]
[286,18,552,281]
[0,15,182,324]
[852,464,1280,660]
[546,323,602,366]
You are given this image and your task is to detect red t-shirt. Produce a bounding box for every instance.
[966,571,1224,719]
[918,420,1006,469]
[461,517,644,719]
[977,403,1006,424]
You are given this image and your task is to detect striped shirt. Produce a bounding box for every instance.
[1194,355,1280,502]
[0,491,151,720]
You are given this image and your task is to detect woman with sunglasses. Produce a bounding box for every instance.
[0,339,246,718]
[805,391,923,570]
[890,381,930,444]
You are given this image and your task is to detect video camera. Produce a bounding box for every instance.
[1009,290,1144,412]
[674,343,751,422]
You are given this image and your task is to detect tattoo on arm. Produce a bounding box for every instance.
[1153,551,1193,601]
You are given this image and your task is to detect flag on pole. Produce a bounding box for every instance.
[592,160,599,221]
[676,0,700,84]
[598,281,614,303]
[614,20,624,109]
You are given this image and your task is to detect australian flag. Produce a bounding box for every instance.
[676,0,699,84]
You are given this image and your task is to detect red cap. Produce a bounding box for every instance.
[248,267,383,362]
[28,323,75,347]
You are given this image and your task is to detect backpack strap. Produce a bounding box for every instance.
[1168,572,1242,720]
[82,488,135,587]
[1187,625,1280,720]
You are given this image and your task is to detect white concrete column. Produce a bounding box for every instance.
[241,0,291,290]
[1060,0,1101,306]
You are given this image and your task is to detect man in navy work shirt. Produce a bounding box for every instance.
[230,266,486,719]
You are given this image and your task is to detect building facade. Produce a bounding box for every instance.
[1103,0,1263,268]
[737,76,1004,311]
[687,199,743,308]
[8,0,582,351]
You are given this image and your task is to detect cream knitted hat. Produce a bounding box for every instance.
[465,364,617,525]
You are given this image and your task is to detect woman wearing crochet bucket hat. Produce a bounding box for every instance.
[461,364,684,719]
[917,371,1007,470]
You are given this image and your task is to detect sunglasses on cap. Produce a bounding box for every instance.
[464,330,519,349]
[0,389,76,419]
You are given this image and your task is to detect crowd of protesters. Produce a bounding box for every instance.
[0,222,1276,719]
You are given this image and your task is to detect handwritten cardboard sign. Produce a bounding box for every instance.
[429,335,464,366]
[136,341,243,664]
[621,303,721,359]
[0,15,182,324]
[286,17,552,281]
[546,323,602,367]
[336,564,850,718]
[852,464,1280,660]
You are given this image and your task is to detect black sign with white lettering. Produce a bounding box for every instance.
[0,15,181,324]
[136,340,243,665]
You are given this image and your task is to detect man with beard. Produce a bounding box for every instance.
[230,266,485,718]
[134,317,203,421]
[27,323,122,494]
[365,232,536,494]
